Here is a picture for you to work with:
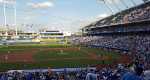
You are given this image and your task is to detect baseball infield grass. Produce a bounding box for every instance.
[0,44,119,71]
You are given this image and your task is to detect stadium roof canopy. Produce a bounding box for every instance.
[83,0,150,29]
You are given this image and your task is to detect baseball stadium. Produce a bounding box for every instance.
[0,0,150,80]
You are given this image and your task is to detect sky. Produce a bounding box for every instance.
[0,0,144,32]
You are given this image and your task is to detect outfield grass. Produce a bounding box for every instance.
[0,44,70,53]
[0,60,113,71]
[80,48,119,59]
[0,44,70,49]
[34,50,89,61]
[0,44,120,71]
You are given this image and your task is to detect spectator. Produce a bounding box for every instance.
[121,64,144,80]
[85,69,97,80]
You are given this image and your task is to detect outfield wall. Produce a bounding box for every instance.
[7,67,96,73]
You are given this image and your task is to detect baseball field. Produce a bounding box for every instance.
[0,44,130,71]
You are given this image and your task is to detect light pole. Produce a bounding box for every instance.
[14,0,17,36]
[3,0,8,38]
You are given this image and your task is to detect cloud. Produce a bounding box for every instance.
[27,1,54,9]
[97,13,109,18]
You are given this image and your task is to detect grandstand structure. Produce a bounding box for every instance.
[0,27,35,40]
[83,1,150,33]
[0,28,18,40]
[0,27,68,44]
[0,1,150,80]
[39,30,67,44]
[80,1,150,64]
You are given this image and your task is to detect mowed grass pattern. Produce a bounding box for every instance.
[34,50,89,61]
[82,48,119,60]
[0,44,70,54]
[0,44,120,71]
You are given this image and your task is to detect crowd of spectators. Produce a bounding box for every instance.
[1,1,150,80]
[0,35,149,80]
[0,63,149,80]
[92,1,150,28]
[123,5,150,23]
[71,35,150,64]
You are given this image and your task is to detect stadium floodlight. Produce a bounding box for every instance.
[2,0,16,38]
[5,0,17,36]
[3,0,8,37]
[14,0,17,36]
[97,0,114,14]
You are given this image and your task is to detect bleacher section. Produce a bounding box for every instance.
[83,1,150,31]
[71,1,150,78]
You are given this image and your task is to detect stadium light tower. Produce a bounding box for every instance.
[14,0,17,36]
[97,0,114,14]
[3,0,8,37]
